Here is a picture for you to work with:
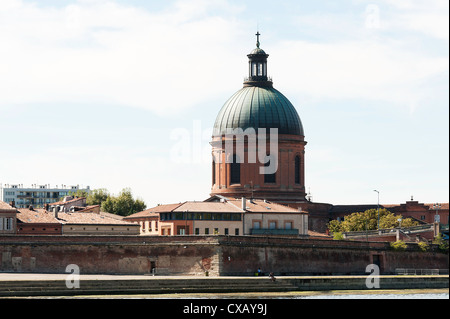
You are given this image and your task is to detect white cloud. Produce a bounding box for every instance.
[379,0,449,40]
[271,39,448,112]
[0,0,246,116]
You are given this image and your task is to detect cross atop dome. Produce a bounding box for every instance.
[256,31,261,48]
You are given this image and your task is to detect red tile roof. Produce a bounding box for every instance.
[0,200,16,211]
[55,212,134,225]
[125,198,303,220]
[425,203,449,210]
[174,201,242,213]
[48,197,86,206]
[17,208,59,224]
[228,199,302,213]
[124,203,184,219]
[16,207,135,226]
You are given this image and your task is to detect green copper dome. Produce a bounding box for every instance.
[213,86,304,136]
[213,32,304,137]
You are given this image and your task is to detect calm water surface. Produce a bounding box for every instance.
[298,293,448,299]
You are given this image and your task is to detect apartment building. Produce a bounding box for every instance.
[0,184,90,209]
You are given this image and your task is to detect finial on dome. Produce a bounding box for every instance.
[256,31,261,48]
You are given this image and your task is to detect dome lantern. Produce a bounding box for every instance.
[244,32,272,88]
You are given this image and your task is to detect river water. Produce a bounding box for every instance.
[87,289,448,299]
[298,292,448,299]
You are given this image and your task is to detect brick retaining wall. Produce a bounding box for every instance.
[0,235,448,275]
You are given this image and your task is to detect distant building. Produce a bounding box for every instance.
[0,184,90,209]
[124,196,308,237]
[16,207,62,235]
[47,196,87,213]
[0,201,16,236]
[0,199,139,236]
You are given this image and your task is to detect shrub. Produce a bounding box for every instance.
[433,234,449,253]
[417,241,429,252]
[333,232,344,240]
[390,240,407,251]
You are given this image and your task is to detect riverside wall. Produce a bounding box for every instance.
[0,235,448,276]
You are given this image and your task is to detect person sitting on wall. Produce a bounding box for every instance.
[269,272,276,282]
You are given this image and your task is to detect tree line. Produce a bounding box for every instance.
[66,188,146,217]
[328,208,419,235]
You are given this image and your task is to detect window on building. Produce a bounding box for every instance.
[5,218,13,231]
[258,63,263,76]
[230,154,241,184]
[214,228,219,235]
[235,228,239,236]
[253,221,261,229]
[285,222,293,230]
[269,221,277,229]
[264,155,276,184]
[232,214,241,221]
[224,228,229,235]
[195,228,200,235]
[295,156,301,184]
[205,228,209,235]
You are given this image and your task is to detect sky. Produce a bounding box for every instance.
[0,0,448,208]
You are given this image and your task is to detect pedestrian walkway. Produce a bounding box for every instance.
[0,273,448,297]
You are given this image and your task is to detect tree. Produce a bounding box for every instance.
[101,196,115,214]
[86,188,110,206]
[327,208,419,233]
[100,188,146,217]
[433,234,449,252]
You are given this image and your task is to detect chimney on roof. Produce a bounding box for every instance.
[63,196,73,202]
[29,205,34,211]
[53,207,59,219]
[9,200,15,208]
[242,197,246,211]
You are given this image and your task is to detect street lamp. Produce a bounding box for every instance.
[374,190,380,230]
[433,203,441,223]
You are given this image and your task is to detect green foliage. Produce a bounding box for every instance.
[327,208,419,233]
[100,188,147,217]
[433,234,449,253]
[417,241,429,252]
[333,232,344,240]
[328,220,342,234]
[86,188,110,206]
[390,240,407,251]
